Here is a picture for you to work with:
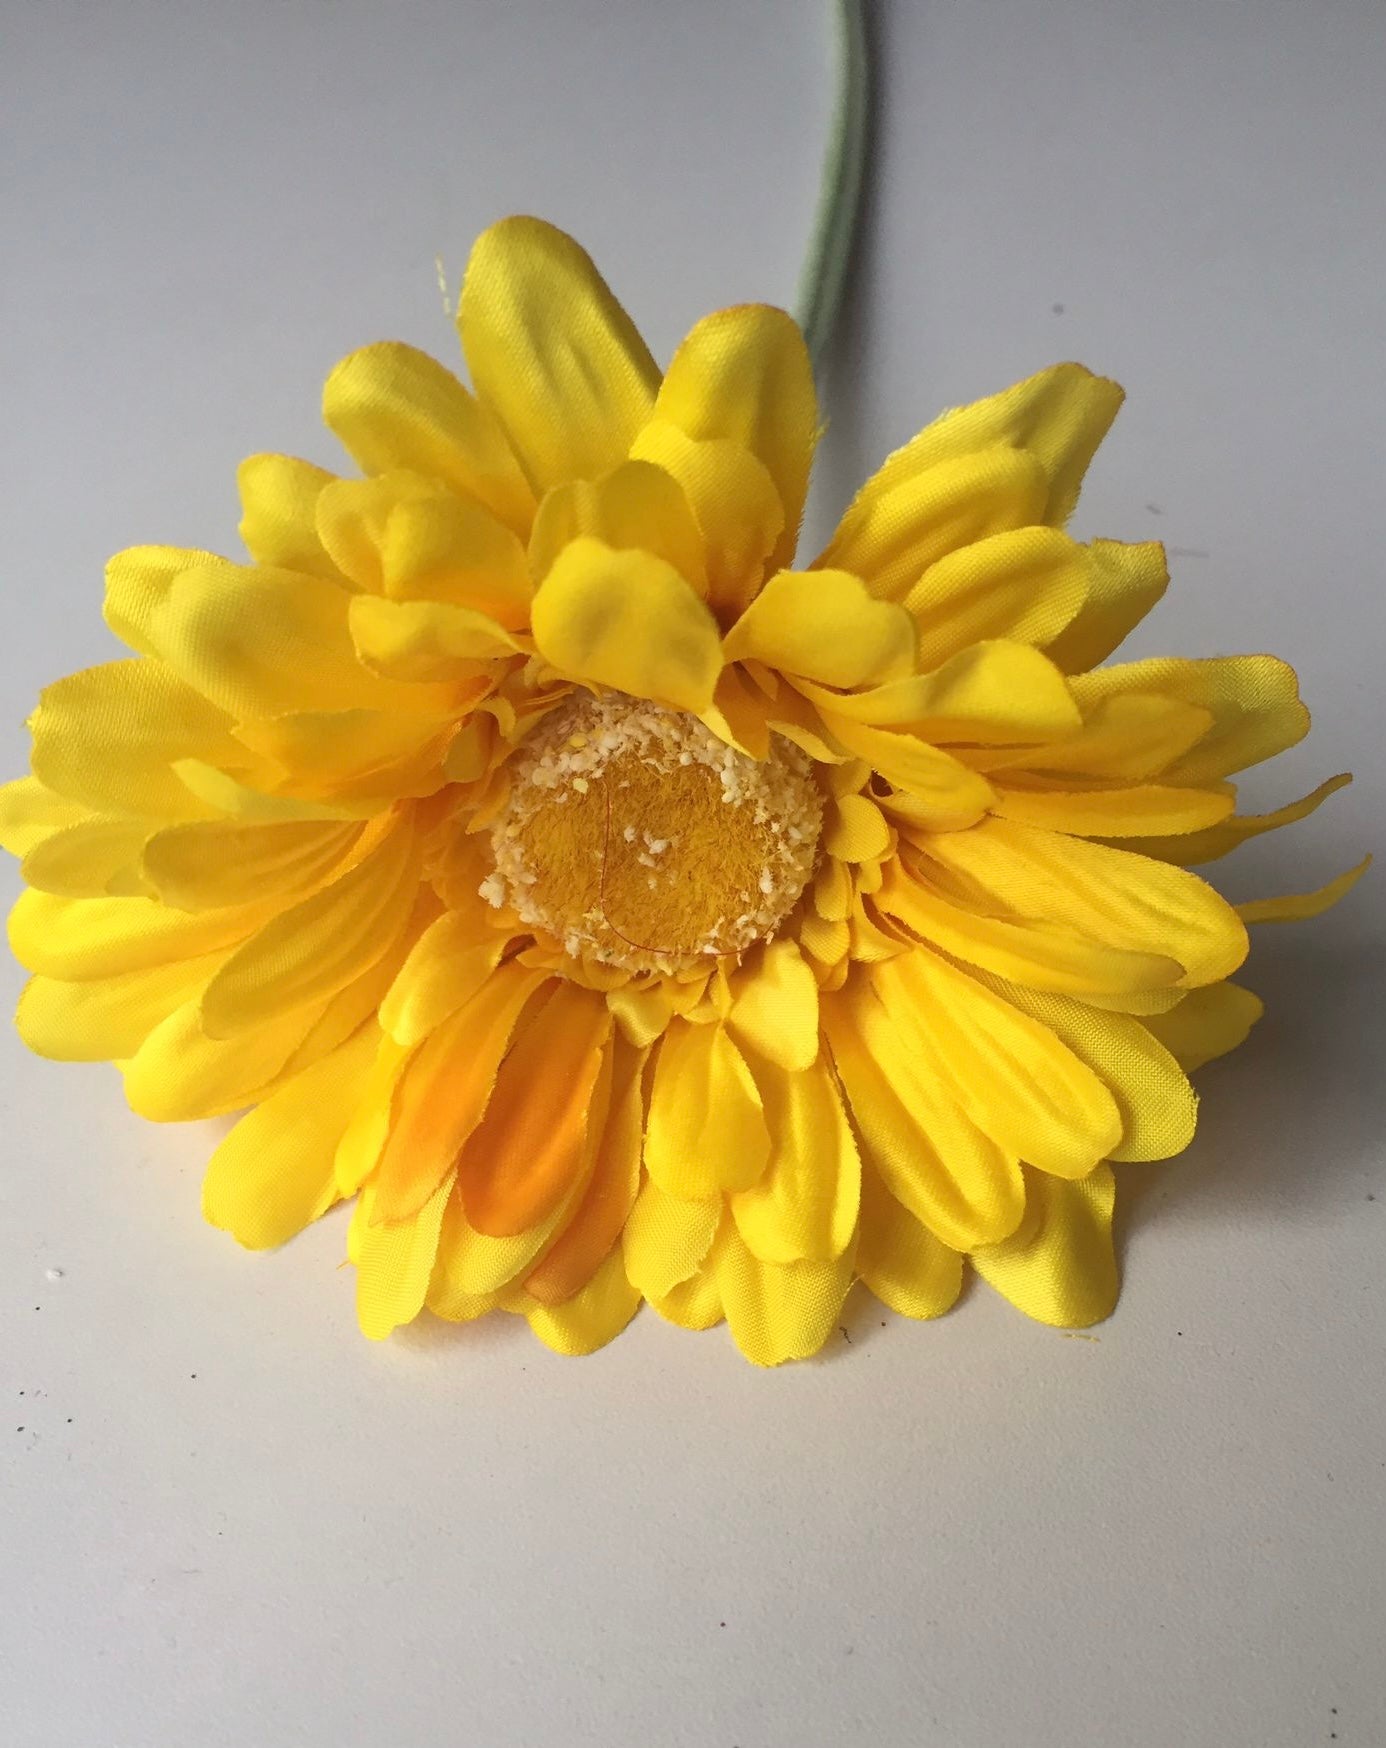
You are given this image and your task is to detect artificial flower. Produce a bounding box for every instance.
[1,217,1365,1364]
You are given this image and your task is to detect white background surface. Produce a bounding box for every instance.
[1,4,1382,1744]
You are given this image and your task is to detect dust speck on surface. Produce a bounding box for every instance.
[1051,301,1065,314]
[44,1267,63,1282]
[1146,502,1164,515]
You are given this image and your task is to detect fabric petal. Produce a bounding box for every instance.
[650,303,817,571]
[9,887,270,980]
[1142,982,1263,1071]
[354,1173,454,1341]
[857,1162,964,1321]
[377,910,507,1045]
[1237,856,1370,924]
[870,951,1124,1180]
[816,715,993,828]
[904,526,1090,669]
[726,938,819,1071]
[622,1176,722,1300]
[457,982,612,1238]
[629,421,785,621]
[16,952,223,1062]
[817,445,1050,602]
[972,1165,1118,1328]
[921,816,1249,988]
[730,1060,861,1263]
[142,818,361,911]
[201,1024,378,1248]
[1071,655,1309,782]
[1042,539,1168,672]
[236,454,342,580]
[370,962,547,1221]
[822,991,1026,1250]
[832,363,1124,536]
[323,341,534,535]
[723,568,916,687]
[715,1226,854,1366]
[29,659,244,818]
[991,782,1234,838]
[530,536,723,712]
[459,216,659,494]
[1119,773,1352,866]
[644,1020,770,1197]
[198,819,418,1037]
[524,1039,647,1304]
[528,460,706,593]
[522,1247,642,1355]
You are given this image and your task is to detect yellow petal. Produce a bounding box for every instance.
[457,983,611,1237]
[644,1020,770,1197]
[523,1248,641,1356]
[340,964,541,1223]
[379,490,533,622]
[835,363,1123,534]
[0,777,88,857]
[16,952,223,1061]
[430,1178,576,1302]
[142,818,361,911]
[816,445,1049,602]
[134,560,455,721]
[622,1176,722,1299]
[323,341,534,536]
[21,818,151,898]
[201,1023,378,1249]
[231,707,458,803]
[992,980,1197,1163]
[1237,856,1370,924]
[975,693,1213,783]
[856,1163,963,1321]
[1042,538,1168,672]
[104,544,238,655]
[313,471,441,592]
[236,453,342,580]
[972,1165,1118,1328]
[524,1039,646,1305]
[991,781,1234,838]
[726,937,819,1071]
[649,1260,724,1332]
[1142,982,1263,1071]
[629,421,784,620]
[878,864,1182,998]
[198,819,418,1037]
[530,536,723,712]
[723,567,915,687]
[818,714,993,828]
[651,303,817,572]
[715,1225,854,1366]
[9,887,270,980]
[459,216,659,494]
[800,640,1081,744]
[1071,655,1309,782]
[904,525,1090,669]
[377,910,506,1045]
[528,459,706,593]
[823,793,892,862]
[123,991,332,1121]
[1120,773,1352,865]
[730,1060,860,1263]
[871,951,1124,1179]
[348,594,519,681]
[923,816,1249,987]
[29,659,243,817]
[354,1172,454,1341]
[822,990,1026,1250]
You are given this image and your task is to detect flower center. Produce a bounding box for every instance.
[483,692,824,973]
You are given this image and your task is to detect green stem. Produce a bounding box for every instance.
[793,0,871,374]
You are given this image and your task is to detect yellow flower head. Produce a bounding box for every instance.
[2,217,1365,1363]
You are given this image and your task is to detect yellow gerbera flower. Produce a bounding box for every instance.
[2,217,1364,1364]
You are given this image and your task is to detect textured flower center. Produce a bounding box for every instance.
[482,693,823,973]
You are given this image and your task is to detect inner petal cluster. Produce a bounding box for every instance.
[482,693,824,973]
